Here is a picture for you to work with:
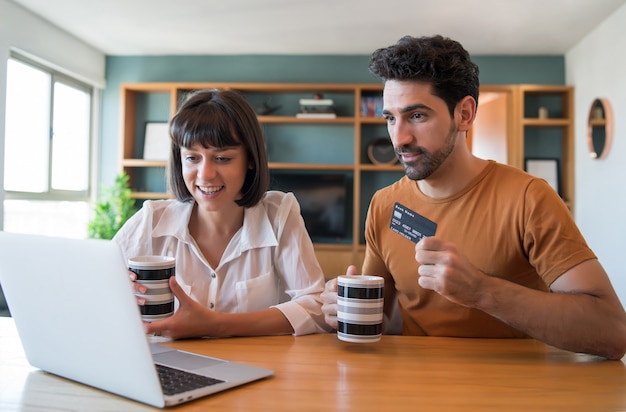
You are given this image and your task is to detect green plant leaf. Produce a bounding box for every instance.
[87,172,137,239]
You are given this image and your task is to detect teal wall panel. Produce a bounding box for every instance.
[473,55,565,85]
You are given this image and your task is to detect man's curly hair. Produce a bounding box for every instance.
[368,35,480,115]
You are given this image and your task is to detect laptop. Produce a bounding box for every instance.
[0,231,273,408]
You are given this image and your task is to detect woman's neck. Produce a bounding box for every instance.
[191,203,244,236]
[188,203,245,268]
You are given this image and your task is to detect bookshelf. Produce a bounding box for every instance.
[119,82,574,274]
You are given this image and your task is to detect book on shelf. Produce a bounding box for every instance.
[299,106,335,114]
[296,112,337,119]
[298,96,335,118]
[299,98,334,106]
[360,96,384,117]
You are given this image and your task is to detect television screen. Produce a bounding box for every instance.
[270,172,348,242]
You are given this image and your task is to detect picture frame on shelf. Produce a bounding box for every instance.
[143,122,170,161]
[525,158,560,196]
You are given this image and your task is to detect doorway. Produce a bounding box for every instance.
[470,86,517,167]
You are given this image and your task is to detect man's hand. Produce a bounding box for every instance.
[415,237,485,308]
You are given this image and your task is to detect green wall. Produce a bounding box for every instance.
[101,54,565,186]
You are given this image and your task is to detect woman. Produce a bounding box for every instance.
[114,89,331,339]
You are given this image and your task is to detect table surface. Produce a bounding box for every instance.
[1,317,625,411]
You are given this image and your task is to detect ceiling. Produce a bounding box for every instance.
[10,0,626,56]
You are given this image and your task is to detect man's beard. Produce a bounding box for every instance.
[395,124,457,181]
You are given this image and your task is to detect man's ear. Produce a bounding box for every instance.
[456,96,477,132]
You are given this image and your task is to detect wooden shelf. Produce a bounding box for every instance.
[258,116,355,124]
[358,117,386,124]
[359,164,403,172]
[122,159,167,167]
[119,82,575,273]
[268,163,354,171]
[522,118,571,126]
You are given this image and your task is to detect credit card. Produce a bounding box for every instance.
[390,202,437,243]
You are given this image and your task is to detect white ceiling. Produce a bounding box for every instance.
[10,0,626,56]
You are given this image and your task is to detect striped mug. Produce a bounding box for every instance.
[336,275,384,343]
[128,255,176,322]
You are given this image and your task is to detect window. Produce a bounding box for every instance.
[3,54,93,238]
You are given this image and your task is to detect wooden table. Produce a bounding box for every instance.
[1,317,624,411]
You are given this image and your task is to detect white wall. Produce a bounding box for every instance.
[0,0,105,228]
[0,0,105,86]
[567,3,626,305]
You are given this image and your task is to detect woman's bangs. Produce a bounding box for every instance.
[177,108,240,148]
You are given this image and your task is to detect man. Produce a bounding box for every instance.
[321,35,626,359]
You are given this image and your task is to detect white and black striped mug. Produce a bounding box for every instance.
[128,256,176,322]
[336,275,384,343]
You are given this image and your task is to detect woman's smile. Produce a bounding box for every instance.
[197,185,225,195]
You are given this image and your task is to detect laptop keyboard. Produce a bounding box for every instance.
[156,363,224,396]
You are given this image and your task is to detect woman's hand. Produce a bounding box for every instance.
[320,265,359,329]
[144,276,214,339]
[129,270,147,306]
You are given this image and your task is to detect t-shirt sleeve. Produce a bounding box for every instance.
[522,178,596,286]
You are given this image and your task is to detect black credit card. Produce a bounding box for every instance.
[390,202,437,243]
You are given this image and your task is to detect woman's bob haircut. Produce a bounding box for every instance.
[167,89,270,208]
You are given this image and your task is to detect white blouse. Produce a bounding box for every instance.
[113,191,331,336]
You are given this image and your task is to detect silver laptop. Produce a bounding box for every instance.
[0,231,273,408]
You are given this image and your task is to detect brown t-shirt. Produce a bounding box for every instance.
[364,160,596,338]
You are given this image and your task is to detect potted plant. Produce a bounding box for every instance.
[87,172,137,239]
